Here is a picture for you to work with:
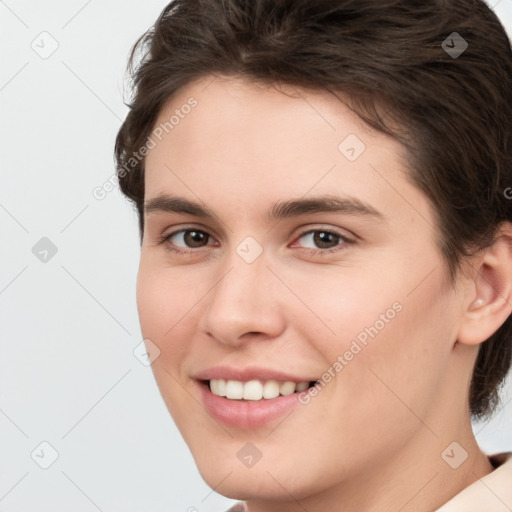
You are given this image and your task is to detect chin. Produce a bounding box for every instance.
[194,450,320,502]
[199,468,292,501]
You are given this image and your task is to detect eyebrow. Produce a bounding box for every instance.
[144,194,385,222]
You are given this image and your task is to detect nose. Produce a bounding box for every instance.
[198,254,287,347]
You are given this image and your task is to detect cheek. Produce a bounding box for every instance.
[136,257,200,364]
[298,257,454,406]
[136,258,205,427]
[330,275,457,437]
[280,264,402,352]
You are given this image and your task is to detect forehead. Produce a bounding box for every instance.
[143,75,430,228]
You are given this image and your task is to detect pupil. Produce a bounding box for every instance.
[313,231,337,249]
[185,230,207,247]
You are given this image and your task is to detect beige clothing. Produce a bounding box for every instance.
[225,452,512,511]
[435,452,512,511]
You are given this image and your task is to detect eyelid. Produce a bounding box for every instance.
[160,223,220,242]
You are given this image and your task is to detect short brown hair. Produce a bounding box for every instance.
[115,0,512,418]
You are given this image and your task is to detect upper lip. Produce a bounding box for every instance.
[194,365,317,383]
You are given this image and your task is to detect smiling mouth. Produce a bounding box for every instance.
[204,379,319,401]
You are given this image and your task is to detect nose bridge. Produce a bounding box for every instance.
[200,243,285,344]
[216,234,269,301]
[212,248,270,318]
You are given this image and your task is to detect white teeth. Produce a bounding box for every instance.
[242,380,263,400]
[295,381,309,392]
[209,379,310,400]
[209,378,226,397]
[279,381,296,396]
[262,380,280,399]
[225,380,244,399]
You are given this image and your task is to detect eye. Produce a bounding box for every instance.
[160,228,216,253]
[157,227,353,256]
[292,229,353,254]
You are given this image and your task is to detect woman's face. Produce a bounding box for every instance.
[137,76,470,502]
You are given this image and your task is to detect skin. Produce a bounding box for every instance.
[137,75,512,511]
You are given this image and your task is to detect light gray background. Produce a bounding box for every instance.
[1,1,512,511]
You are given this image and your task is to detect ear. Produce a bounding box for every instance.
[457,222,512,346]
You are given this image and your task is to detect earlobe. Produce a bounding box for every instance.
[457,224,512,346]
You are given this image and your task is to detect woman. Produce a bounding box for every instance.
[115,1,512,510]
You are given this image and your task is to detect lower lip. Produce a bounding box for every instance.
[197,381,304,429]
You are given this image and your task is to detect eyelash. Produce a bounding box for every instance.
[157,227,355,256]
